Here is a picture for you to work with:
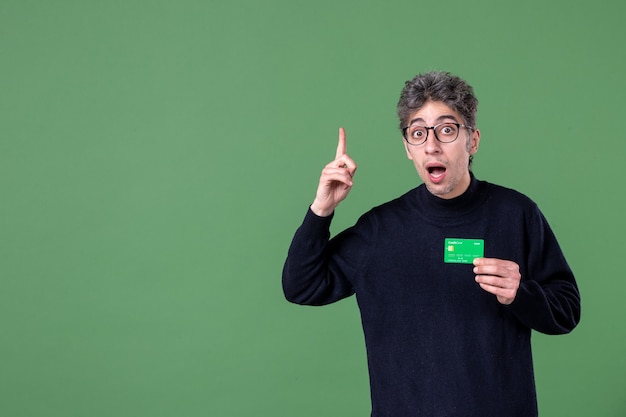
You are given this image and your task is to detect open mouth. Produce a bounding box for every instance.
[426,164,447,179]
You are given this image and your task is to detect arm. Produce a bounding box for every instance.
[282,209,356,305]
[282,128,359,305]
[474,207,581,335]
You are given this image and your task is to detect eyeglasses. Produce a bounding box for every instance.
[402,122,473,146]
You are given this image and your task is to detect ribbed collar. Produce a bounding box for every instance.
[413,174,488,224]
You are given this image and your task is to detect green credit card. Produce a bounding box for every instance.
[444,238,484,264]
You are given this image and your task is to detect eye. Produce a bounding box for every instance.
[439,124,458,136]
[411,127,426,138]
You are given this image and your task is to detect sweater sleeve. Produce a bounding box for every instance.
[507,205,581,335]
[282,208,372,306]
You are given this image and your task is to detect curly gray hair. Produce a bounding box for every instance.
[397,71,478,130]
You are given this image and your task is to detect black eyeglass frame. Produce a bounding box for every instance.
[402,122,474,146]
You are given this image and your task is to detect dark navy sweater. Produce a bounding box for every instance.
[283,177,580,417]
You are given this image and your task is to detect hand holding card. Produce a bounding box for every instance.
[473,257,522,305]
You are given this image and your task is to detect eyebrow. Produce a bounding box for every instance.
[407,114,460,126]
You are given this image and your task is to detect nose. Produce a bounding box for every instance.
[423,129,442,154]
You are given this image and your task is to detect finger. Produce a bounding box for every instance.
[475,274,507,288]
[473,257,517,268]
[326,154,356,171]
[337,154,357,176]
[476,281,517,305]
[473,257,501,266]
[477,282,500,294]
[476,272,520,289]
[473,264,502,277]
[335,127,347,159]
[321,167,354,187]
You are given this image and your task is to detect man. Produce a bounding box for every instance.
[282,71,580,416]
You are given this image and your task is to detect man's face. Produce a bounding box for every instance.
[403,100,480,199]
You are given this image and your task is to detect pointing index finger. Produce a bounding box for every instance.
[335,127,347,159]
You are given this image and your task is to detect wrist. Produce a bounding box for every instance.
[310,201,334,217]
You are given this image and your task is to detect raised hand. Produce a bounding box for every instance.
[310,127,358,217]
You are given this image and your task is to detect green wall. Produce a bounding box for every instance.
[1,0,624,415]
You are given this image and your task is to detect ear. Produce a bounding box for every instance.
[469,128,480,155]
[403,138,414,160]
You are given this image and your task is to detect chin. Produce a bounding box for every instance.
[426,183,455,198]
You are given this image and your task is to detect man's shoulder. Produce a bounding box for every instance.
[353,187,420,224]
[480,179,538,210]
[372,186,420,211]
